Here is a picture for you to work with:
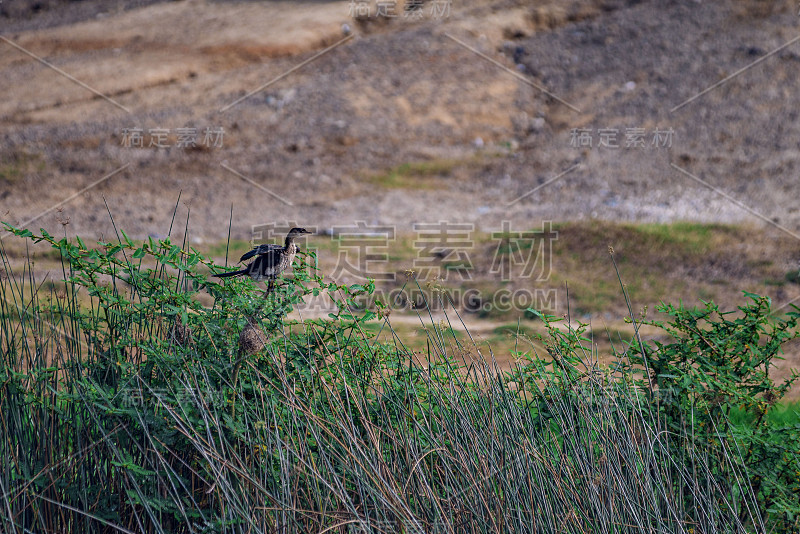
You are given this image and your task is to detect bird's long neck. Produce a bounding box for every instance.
[284,236,295,250]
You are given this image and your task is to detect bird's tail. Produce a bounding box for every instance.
[214,269,248,278]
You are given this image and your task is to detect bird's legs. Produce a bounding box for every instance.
[263,279,275,299]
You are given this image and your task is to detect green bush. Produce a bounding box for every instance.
[0,223,797,533]
[626,295,800,530]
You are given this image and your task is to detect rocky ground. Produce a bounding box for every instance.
[1,0,797,240]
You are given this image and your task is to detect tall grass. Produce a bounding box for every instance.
[0,220,797,533]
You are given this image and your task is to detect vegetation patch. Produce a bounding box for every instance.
[1,222,799,532]
[367,158,460,189]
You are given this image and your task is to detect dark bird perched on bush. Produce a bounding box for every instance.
[215,227,312,295]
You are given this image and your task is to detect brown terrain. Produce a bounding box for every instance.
[2,0,800,388]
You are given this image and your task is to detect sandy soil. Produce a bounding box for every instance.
[0,0,797,243]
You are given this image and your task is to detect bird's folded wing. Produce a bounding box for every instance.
[240,243,282,262]
[251,251,285,274]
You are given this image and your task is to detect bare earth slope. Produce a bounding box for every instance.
[1,0,797,241]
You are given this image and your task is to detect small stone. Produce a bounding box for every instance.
[281,88,297,104]
[530,117,546,131]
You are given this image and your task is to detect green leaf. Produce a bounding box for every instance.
[742,290,763,302]
[167,245,181,262]
[120,229,133,247]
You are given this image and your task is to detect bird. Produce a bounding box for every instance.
[214,227,312,295]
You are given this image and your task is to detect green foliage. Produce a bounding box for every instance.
[367,159,458,189]
[623,294,800,530]
[0,222,798,533]
[632,221,734,254]
[0,150,45,184]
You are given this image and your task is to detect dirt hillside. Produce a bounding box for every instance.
[0,0,797,243]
